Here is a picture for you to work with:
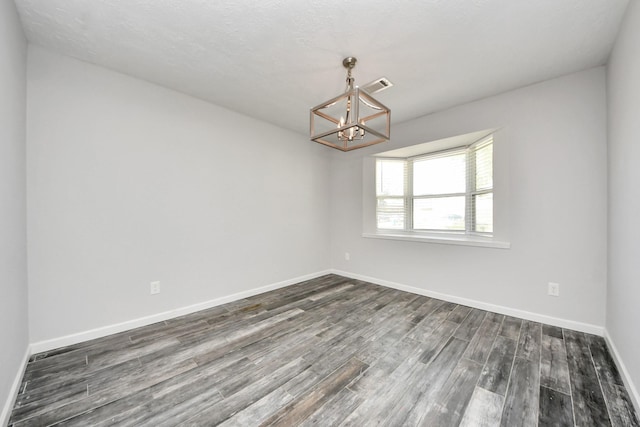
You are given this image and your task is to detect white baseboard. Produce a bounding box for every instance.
[603,330,640,417]
[331,269,604,336]
[1,346,30,427]
[30,270,332,354]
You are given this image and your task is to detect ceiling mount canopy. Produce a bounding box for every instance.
[310,57,391,152]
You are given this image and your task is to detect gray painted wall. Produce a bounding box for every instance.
[329,67,608,329]
[607,0,640,405]
[0,0,29,422]
[26,47,331,343]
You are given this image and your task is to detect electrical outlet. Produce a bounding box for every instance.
[548,282,560,297]
[150,281,161,295]
[345,252,350,261]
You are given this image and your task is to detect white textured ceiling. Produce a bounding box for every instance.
[15,0,629,135]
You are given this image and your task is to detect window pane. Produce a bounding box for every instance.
[413,153,466,196]
[377,198,405,229]
[376,160,405,196]
[475,143,493,191]
[475,193,493,232]
[413,197,465,230]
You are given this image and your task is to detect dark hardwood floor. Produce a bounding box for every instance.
[8,274,640,426]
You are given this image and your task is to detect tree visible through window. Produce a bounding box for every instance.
[376,136,493,234]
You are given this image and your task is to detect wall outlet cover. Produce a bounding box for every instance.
[150,281,161,295]
[548,282,560,297]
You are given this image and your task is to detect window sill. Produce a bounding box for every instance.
[362,231,510,249]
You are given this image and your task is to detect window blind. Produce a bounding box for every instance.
[412,148,467,231]
[469,136,493,233]
[376,159,406,230]
[376,135,493,234]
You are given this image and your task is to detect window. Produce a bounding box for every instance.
[376,136,493,235]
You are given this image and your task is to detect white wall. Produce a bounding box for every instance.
[26,47,330,343]
[329,67,608,329]
[0,0,29,421]
[607,0,640,404]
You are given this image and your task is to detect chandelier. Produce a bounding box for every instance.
[310,57,391,151]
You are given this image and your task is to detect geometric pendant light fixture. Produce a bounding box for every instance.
[310,57,391,151]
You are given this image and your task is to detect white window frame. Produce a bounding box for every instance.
[363,130,510,249]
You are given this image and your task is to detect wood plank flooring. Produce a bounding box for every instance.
[8,274,640,426]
